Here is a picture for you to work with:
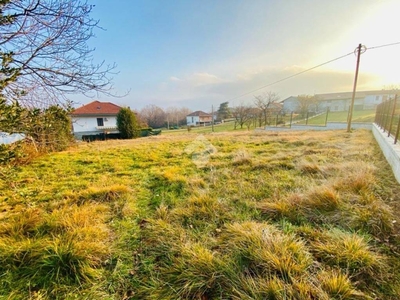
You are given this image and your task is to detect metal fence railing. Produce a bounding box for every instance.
[375,94,400,144]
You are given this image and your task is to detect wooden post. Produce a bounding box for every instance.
[325,107,329,127]
[347,44,362,132]
[289,112,293,128]
[211,105,214,132]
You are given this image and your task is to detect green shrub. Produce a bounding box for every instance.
[116,107,140,139]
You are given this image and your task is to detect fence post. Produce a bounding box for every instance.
[375,102,380,125]
[395,115,400,145]
[382,101,387,132]
[306,112,309,125]
[325,107,329,127]
[388,95,398,137]
[378,102,384,128]
[383,99,391,133]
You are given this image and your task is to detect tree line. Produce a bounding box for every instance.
[216,91,282,129]
[138,105,192,129]
[216,93,320,130]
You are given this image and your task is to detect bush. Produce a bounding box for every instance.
[116,107,140,139]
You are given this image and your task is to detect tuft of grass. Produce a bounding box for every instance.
[172,193,231,229]
[311,228,384,276]
[258,199,302,223]
[37,236,104,286]
[220,222,313,282]
[0,207,45,238]
[152,243,228,299]
[297,161,324,176]
[346,192,394,237]
[232,149,252,166]
[303,186,341,212]
[75,184,130,203]
[154,203,170,221]
[334,163,377,193]
[318,269,367,299]
[231,275,288,300]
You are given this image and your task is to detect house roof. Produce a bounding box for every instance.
[187,110,212,117]
[71,101,121,116]
[315,89,398,101]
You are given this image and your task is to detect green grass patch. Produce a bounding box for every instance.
[295,109,376,125]
[1,130,400,299]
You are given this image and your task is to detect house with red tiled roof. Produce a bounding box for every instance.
[70,101,121,138]
[186,111,213,126]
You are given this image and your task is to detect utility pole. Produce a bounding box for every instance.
[211,105,215,132]
[347,43,365,132]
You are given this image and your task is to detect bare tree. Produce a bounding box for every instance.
[0,0,117,106]
[232,104,253,129]
[140,104,166,128]
[165,106,191,128]
[297,95,317,117]
[254,91,280,126]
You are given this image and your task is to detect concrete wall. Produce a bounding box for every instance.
[372,123,400,184]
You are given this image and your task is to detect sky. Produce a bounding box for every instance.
[73,0,400,112]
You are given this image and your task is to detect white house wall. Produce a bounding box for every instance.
[186,116,200,126]
[282,97,299,113]
[364,95,382,109]
[72,116,118,133]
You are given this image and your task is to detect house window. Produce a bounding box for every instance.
[97,118,104,126]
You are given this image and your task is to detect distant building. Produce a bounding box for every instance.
[267,102,284,114]
[71,101,121,138]
[281,90,398,113]
[186,111,213,126]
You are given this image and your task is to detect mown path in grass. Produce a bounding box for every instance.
[1,129,400,299]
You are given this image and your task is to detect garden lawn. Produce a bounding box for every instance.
[1,129,400,299]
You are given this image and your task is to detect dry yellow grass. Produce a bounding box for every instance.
[1,129,400,299]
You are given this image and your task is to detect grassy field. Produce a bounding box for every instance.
[294,109,376,126]
[163,120,241,134]
[163,110,376,135]
[1,129,400,299]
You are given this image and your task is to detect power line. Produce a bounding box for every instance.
[367,41,400,50]
[228,41,400,102]
[228,51,353,101]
